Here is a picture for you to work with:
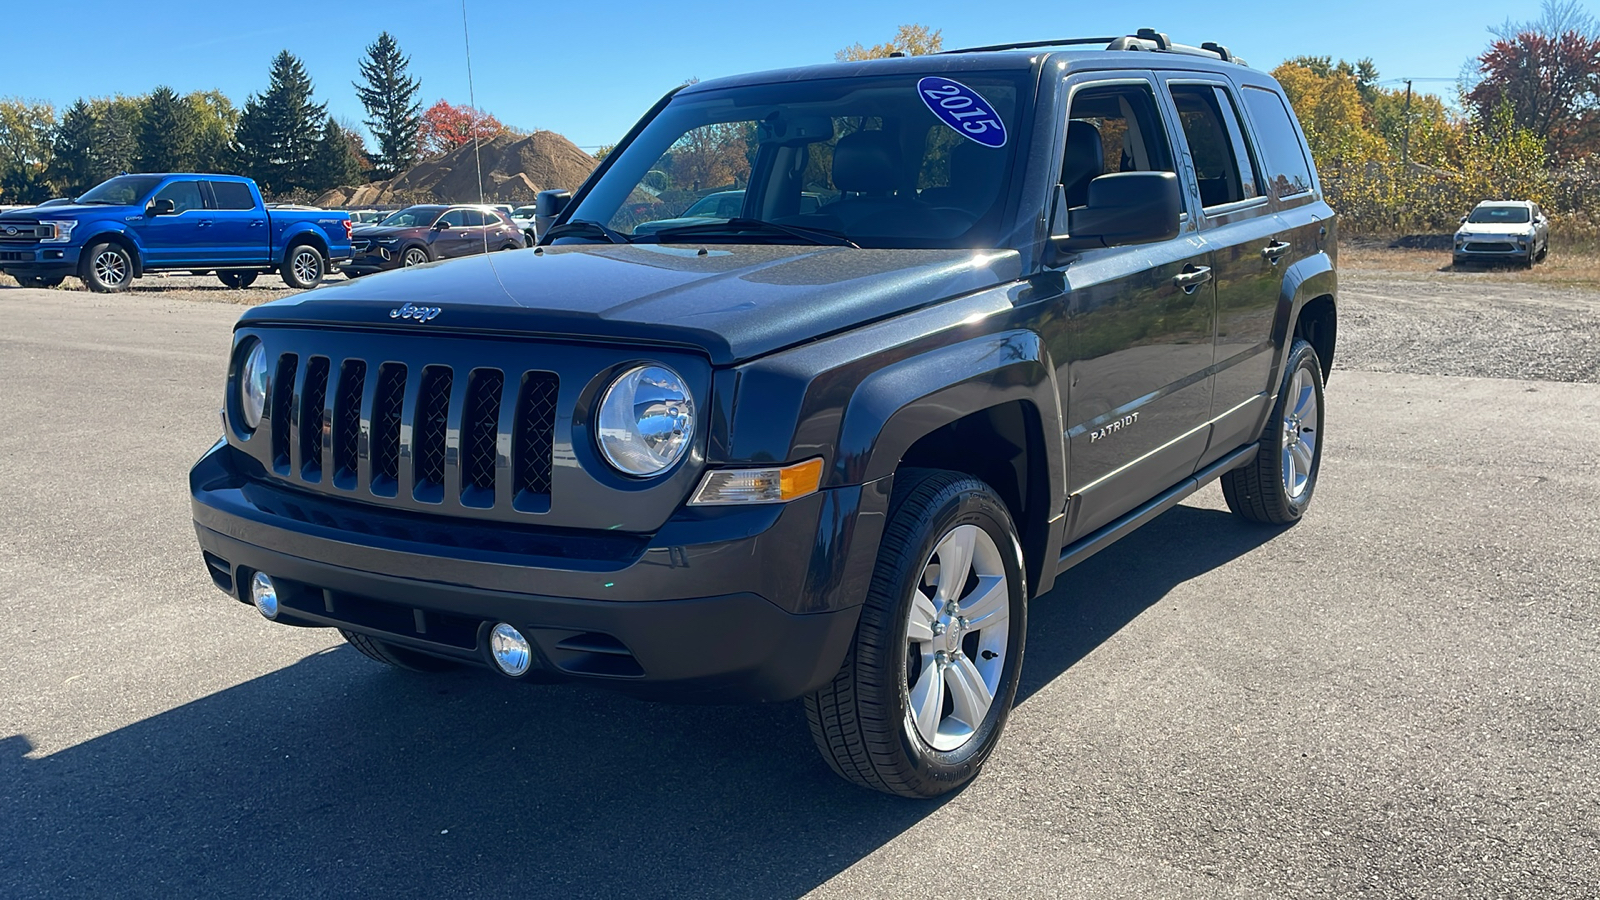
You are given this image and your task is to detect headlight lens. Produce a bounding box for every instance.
[238,340,269,431]
[38,220,77,244]
[596,365,694,476]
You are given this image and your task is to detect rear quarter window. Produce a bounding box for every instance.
[209,181,257,211]
[1240,87,1314,199]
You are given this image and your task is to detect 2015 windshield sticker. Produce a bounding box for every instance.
[918,77,1007,148]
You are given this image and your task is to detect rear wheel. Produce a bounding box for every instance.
[217,270,258,289]
[1221,339,1325,525]
[281,243,325,290]
[81,242,133,293]
[340,630,461,673]
[805,468,1027,798]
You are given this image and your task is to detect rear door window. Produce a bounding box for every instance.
[1240,87,1314,199]
[208,181,256,210]
[1168,85,1253,209]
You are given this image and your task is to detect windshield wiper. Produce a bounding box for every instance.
[542,218,630,244]
[646,218,860,249]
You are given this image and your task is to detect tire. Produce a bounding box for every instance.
[80,242,134,293]
[217,270,258,289]
[524,230,537,246]
[401,246,430,267]
[281,243,325,290]
[805,468,1027,798]
[340,629,461,673]
[17,274,64,289]
[1221,339,1325,525]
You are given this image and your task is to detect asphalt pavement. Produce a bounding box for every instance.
[1,280,1596,898]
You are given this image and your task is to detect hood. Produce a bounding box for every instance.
[352,224,422,238]
[239,243,1023,365]
[0,203,126,220]
[1456,222,1534,236]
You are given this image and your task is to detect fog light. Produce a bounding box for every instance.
[489,623,532,676]
[250,572,280,620]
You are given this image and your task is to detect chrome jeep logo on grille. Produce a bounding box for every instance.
[389,302,442,322]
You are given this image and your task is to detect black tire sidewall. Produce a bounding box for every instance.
[403,246,430,267]
[877,479,1027,792]
[82,242,132,293]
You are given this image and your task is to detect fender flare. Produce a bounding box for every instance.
[1266,251,1337,390]
[278,224,329,265]
[76,226,145,278]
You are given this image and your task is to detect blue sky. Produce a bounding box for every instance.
[2,0,1573,150]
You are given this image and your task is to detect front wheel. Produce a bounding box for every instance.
[81,242,134,293]
[1221,338,1325,525]
[281,243,325,290]
[805,468,1027,798]
[401,246,431,267]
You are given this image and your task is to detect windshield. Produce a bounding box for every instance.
[379,205,446,227]
[77,175,163,206]
[1467,206,1531,224]
[564,71,1029,249]
[512,206,536,218]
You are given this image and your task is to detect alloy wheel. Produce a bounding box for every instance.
[94,250,128,287]
[1280,365,1319,499]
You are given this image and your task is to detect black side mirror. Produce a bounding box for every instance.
[1050,171,1181,256]
[534,189,572,240]
[433,220,452,230]
[1459,215,1469,224]
[149,198,176,216]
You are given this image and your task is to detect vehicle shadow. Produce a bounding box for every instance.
[1,505,1278,899]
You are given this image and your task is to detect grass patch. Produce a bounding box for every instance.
[1340,236,1600,289]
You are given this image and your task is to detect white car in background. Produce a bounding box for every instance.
[510,205,538,244]
[1453,200,1550,268]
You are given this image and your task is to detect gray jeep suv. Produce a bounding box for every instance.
[191,29,1337,797]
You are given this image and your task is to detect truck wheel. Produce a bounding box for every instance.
[217,270,258,289]
[805,468,1027,798]
[340,629,460,673]
[17,274,65,289]
[402,247,430,267]
[81,242,133,293]
[1221,339,1325,525]
[281,243,325,290]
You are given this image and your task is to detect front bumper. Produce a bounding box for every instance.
[191,442,889,702]
[342,247,402,275]
[1454,238,1531,262]
[0,244,79,276]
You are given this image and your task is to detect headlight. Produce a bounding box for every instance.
[38,220,77,244]
[596,365,694,476]
[238,340,269,431]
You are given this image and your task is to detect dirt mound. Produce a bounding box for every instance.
[317,131,598,208]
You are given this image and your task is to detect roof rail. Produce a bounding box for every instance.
[942,27,1247,66]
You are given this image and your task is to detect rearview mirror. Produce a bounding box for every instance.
[149,198,176,216]
[1050,171,1181,256]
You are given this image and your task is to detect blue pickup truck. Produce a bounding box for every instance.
[0,174,352,292]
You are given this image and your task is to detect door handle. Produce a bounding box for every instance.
[198,220,213,228]
[1173,265,1212,293]
[249,220,264,227]
[1262,240,1292,264]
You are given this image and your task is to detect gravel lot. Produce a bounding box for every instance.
[1,257,1596,898]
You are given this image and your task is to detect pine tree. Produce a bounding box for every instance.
[189,90,241,173]
[49,100,99,196]
[354,32,422,179]
[138,86,200,172]
[89,96,142,177]
[310,117,367,192]
[236,51,328,196]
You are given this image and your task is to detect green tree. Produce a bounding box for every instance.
[836,24,943,61]
[0,98,56,203]
[311,117,368,192]
[48,99,99,196]
[236,51,329,196]
[354,32,423,179]
[88,96,143,178]
[138,86,201,172]
[189,90,240,172]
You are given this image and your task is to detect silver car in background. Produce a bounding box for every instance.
[1453,200,1549,268]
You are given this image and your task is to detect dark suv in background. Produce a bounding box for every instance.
[191,30,1336,798]
[346,204,524,275]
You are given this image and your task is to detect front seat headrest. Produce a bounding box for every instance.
[832,130,902,195]
[1062,121,1105,207]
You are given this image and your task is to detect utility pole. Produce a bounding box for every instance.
[1401,79,1413,167]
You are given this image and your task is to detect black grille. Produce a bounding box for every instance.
[412,366,453,499]
[333,360,367,486]
[255,348,556,515]
[369,363,406,493]
[461,368,504,504]
[299,357,330,481]
[1464,241,1516,253]
[514,373,559,503]
[0,251,25,261]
